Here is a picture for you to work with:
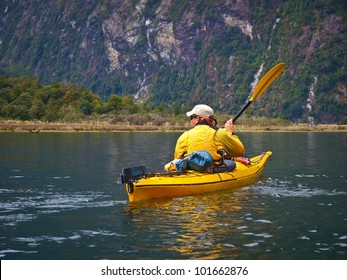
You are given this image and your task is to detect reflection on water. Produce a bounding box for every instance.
[122,190,278,259]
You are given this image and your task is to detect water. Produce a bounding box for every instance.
[0,132,346,259]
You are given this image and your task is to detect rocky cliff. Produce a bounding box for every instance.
[0,0,346,123]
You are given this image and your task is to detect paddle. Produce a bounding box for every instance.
[232,62,286,123]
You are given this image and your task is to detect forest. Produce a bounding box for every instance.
[0,75,155,122]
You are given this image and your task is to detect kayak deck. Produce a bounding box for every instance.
[122,151,272,202]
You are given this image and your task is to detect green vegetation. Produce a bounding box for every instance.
[0,75,149,122]
[0,74,296,127]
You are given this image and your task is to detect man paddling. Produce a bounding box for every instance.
[165,104,245,172]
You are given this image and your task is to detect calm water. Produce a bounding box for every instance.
[0,132,346,260]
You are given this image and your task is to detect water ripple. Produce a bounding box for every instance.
[251,178,347,198]
[0,188,126,226]
[0,249,37,257]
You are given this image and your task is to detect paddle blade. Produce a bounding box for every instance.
[249,62,286,102]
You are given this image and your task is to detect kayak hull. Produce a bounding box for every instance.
[125,151,272,202]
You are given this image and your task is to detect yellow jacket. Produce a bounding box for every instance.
[174,124,245,161]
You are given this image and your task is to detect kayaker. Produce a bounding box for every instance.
[165,104,245,172]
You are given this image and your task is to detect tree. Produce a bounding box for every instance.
[79,100,94,115]
[11,92,32,120]
[107,94,122,112]
[121,95,139,114]
[30,96,46,119]
[44,97,60,121]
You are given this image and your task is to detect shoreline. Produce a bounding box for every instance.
[1,120,346,132]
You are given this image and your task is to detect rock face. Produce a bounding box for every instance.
[0,0,346,123]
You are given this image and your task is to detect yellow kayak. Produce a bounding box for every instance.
[120,151,272,202]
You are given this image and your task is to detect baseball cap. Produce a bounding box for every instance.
[186,104,214,118]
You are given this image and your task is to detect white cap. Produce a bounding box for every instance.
[186,104,214,118]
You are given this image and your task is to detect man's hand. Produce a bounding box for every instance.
[224,119,235,133]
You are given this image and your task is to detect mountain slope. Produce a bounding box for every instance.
[0,0,346,124]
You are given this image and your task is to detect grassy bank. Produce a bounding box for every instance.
[1,119,346,132]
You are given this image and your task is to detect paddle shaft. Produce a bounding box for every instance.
[233,101,251,123]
